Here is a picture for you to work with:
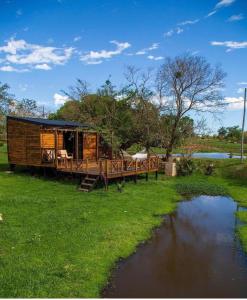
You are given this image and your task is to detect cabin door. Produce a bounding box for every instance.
[63,132,75,156]
[83,133,97,160]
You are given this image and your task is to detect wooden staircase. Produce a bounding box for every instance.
[78,174,99,192]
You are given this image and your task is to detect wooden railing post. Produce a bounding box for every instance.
[54,130,58,168]
[86,159,88,174]
[99,160,103,175]
[75,129,78,166]
[135,159,138,173]
[105,160,108,177]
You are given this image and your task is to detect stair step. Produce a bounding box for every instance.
[78,187,90,192]
[78,175,99,192]
[81,182,93,187]
[85,177,97,182]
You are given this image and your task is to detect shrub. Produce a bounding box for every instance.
[204,163,215,176]
[177,157,196,176]
[117,181,125,193]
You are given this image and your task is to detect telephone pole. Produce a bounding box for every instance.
[241,88,247,163]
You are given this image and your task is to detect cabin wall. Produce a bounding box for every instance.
[7,119,41,166]
[83,132,97,160]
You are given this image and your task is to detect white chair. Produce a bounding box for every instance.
[57,150,73,168]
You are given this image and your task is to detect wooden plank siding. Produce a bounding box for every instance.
[7,118,41,166]
[40,131,63,149]
[83,132,97,160]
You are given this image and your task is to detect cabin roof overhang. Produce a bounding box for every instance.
[7,115,90,129]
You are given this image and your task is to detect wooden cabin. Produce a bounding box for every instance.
[7,116,159,191]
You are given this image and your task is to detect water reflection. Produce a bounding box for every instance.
[160,153,246,159]
[103,196,247,298]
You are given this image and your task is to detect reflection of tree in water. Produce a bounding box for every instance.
[155,206,220,295]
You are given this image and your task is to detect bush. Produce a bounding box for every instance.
[204,163,215,175]
[176,181,227,196]
[177,157,196,176]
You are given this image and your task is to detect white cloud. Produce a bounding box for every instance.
[215,0,235,9]
[206,10,217,17]
[147,55,164,61]
[0,65,29,72]
[136,43,159,55]
[211,40,247,52]
[238,82,247,85]
[164,29,174,37]
[227,14,244,22]
[225,96,244,110]
[34,63,51,70]
[148,43,159,50]
[176,27,184,34]
[164,27,183,38]
[206,0,235,18]
[73,36,82,42]
[53,93,69,106]
[80,40,131,64]
[0,39,27,54]
[0,38,74,71]
[178,19,199,26]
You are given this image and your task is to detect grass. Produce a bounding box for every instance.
[236,211,247,252]
[0,146,179,297]
[1,144,247,297]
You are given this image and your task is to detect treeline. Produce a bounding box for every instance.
[218,126,247,143]
[0,82,47,142]
[0,54,226,158]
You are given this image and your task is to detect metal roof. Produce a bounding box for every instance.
[7,116,89,128]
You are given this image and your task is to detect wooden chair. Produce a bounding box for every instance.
[42,149,55,163]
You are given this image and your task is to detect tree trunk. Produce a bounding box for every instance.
[165,117,180,160]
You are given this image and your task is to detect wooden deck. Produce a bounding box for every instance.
[57,156,159,179]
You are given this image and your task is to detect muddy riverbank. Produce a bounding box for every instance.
[103,196,247,298]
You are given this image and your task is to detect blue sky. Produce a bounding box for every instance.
[1,0,247,132]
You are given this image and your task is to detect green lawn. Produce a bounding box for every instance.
[1,145,247,297]
[0,147,179,297]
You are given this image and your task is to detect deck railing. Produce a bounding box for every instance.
[56,156,159,177]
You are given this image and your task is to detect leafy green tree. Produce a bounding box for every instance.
[218,127,227,139]
[0,82,14,116]
[0,82,15,140]
[226,126,241,142]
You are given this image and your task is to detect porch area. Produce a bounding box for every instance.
[56,156,159,179]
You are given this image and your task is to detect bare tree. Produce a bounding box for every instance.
[122,66,159,154]
[156,54,226,159]
[62,79,89,101]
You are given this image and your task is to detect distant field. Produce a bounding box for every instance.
[128,138,246,155]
